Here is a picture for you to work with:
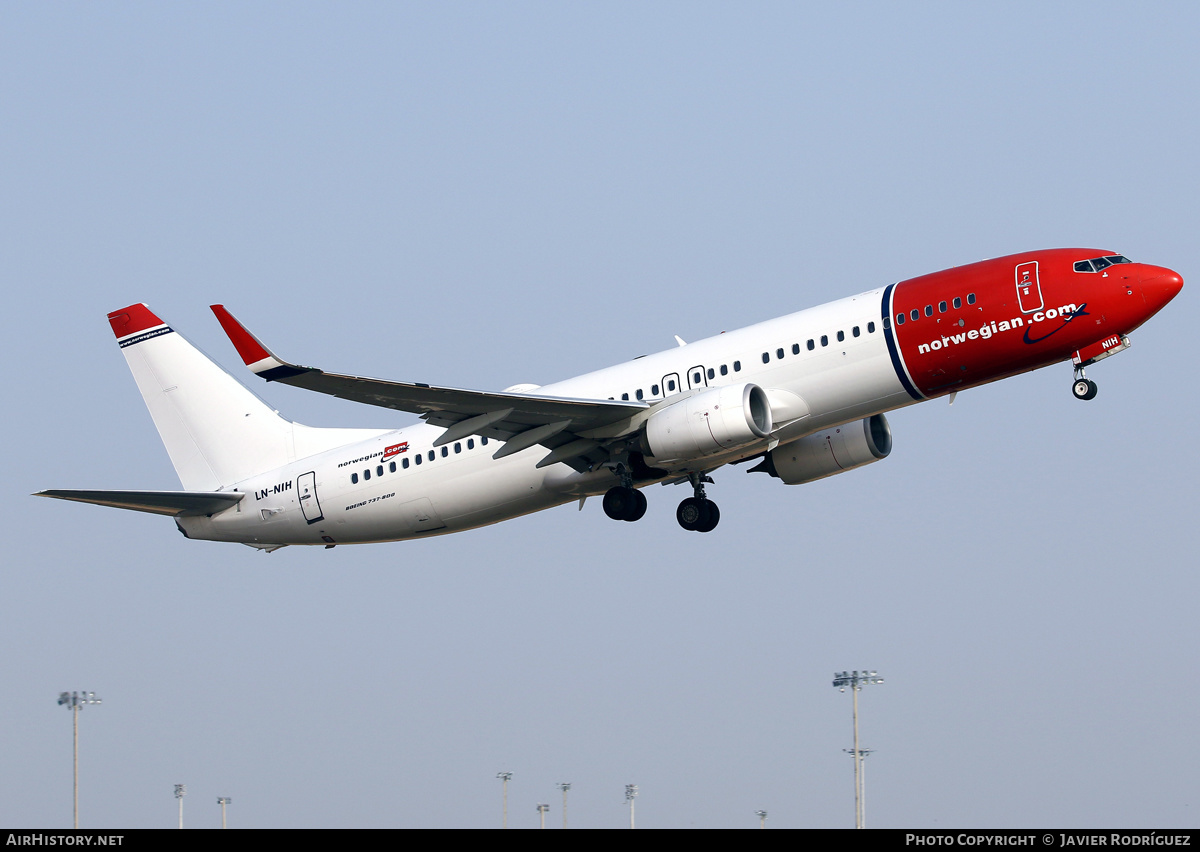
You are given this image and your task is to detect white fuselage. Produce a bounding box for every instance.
[180,288,910,546]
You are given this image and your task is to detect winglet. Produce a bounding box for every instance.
[210,305,312,381]
[108,304,167,339]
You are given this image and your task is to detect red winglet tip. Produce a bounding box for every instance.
[107,304,165,339]
[210,305,272,366]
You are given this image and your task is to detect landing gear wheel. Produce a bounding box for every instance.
[694,500,720,533]
[626,488,647,522]
[677,497,720,532]
[677,497,704,531]
[603,486,647,522]
[1072,378,1098,401]
[603,486,636,521]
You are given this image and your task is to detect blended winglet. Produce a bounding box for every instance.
[210,305,312,381]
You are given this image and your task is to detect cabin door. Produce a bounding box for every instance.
[1015,261,1044,314]
[296,471,324,524]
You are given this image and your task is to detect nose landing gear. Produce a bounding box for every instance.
[1072,367,1098,401]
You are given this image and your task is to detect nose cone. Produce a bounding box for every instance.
[1140,265,1184,315]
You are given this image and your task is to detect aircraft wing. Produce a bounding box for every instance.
[211,306,648,470]
[35,489,245,517]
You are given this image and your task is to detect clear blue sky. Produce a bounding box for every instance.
[2,2,1196,828]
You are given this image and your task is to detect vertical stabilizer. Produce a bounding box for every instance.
[108,304,297,491]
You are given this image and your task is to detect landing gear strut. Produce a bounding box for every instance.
[677,473,719,533]
[1072,367,1098,401]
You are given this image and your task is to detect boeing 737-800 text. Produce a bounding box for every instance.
[37,248,1182,550]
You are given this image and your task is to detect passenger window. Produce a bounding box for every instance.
[868,321,876,333]
[377,465,384,477]
[880,318,888,330]
[967,293,976,305]
[821,335,829,347]
[402,457,410,469]
[652,383,660,395]
[837,330,845,342]
[467,439,474,450]
[636,388,644,400]
[454,442,461,454]
[807,339,815,350]
[351,473,359,484]
[363,469,371,480]
[910,309,919,321]
[389,461,396,472]
[896,314,905,325]
[428,450,435,461]
[939,301,947,313]
[705,368,713,380]
[925,305,933,317]
[415,454,422,465]
[621,393,629,400]
[852,326,860,337]
[733,361,741,372]
[762,352,769,364]
[668,378,677,391]
[776,348,784,360]
[719,365,727,376]
[953,297,962,309]
[481,437,489,446]
[692,371,702,384]
[441,447,448,458]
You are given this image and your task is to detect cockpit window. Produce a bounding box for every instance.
[1075,254,1132,273]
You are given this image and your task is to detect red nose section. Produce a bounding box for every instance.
[1140,266,1184,315]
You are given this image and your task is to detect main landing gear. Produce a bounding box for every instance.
[676,472,719,533]
[602,462,647,522]
[602,485,647,522]
[1072,367,1098,401]
[601,468,721,532]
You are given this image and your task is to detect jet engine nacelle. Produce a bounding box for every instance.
[643,383,773,462]
[752,414,892,484]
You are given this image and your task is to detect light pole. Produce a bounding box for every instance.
[556,782,571,829]
[497,772,512,829]
[833,669,883,829]
[175,784,186,829]
[217,797,231,829]
[625,784,638,829]
[537,802,549,828]
[57,691,101,829]
[756,809,768,829]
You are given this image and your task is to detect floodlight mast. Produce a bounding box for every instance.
[497,772,512,829]
[556,782,571,829]
[537,802,549,829]
[832,670,883,829]
[57,691,101,829]
[625,784,638,829]
[217,797,232,829]
[756,809,768,829]
[175,784,186,829]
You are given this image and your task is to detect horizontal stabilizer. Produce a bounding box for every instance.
[34,489,244,517]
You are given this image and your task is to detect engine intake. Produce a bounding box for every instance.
[751,414,892,484]
[643,383,772,462]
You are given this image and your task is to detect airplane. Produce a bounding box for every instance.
[37,248,1182,550]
